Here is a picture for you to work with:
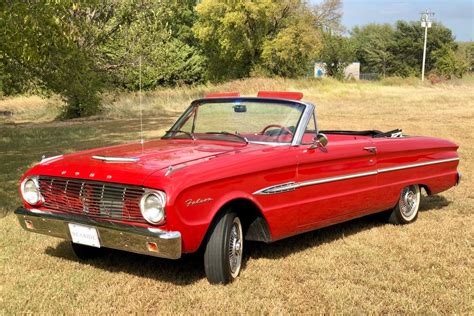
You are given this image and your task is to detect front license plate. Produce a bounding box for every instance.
[68,223,101,248]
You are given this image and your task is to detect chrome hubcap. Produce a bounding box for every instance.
[228,218,243,278]
[399,185,419,220]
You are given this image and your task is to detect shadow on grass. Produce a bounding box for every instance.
[44,194,450,285]
[45,241,205,285]
[419,194,450,212]
[245,212,387,262]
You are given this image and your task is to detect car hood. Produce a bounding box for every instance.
[30,139,247,186]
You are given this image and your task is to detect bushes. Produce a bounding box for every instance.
[432,45,470,79]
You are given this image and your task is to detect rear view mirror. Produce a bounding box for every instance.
[233,104,247,113]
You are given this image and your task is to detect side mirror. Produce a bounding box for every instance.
[309,133,328,149]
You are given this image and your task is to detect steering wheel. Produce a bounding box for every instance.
[260,124,294,136]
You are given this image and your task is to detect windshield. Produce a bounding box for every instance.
[164,99,306,144]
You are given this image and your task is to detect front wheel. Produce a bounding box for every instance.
[389,184,421,224]
[204,211,243,284]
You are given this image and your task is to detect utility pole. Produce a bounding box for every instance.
[420,10,434,81]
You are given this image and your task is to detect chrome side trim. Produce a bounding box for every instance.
[92,156,140,162]
[253,171,376,195]
[377,157,459,173]
[247,140,290,146]
[298,170,378,189]
[253,182,299,195]
[253,157,459,195]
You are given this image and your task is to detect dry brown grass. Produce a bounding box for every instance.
[0,77,473,313]
[0,95,62,123]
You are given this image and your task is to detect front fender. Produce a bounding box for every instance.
[169,188,267,253]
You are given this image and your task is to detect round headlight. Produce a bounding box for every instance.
[21,178,42,205]
[140,191,166,225]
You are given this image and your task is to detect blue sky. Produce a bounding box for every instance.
[312,0,474,41]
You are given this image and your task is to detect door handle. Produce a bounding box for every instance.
[363,146,377,154]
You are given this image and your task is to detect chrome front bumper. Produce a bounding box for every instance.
[15,207,182,259]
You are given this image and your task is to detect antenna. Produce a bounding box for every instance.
[139,55,144,144]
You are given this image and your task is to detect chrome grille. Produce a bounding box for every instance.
[38,176,145,223]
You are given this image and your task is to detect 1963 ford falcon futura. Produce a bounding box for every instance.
[15,91,461,284]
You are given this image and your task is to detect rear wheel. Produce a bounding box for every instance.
[70,242,103,260]
[204,211,243,284]
[389,184,421,224]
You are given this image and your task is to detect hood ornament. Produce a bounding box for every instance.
[165,164,187,176]
[40,155,63,165]
[165,166,174,176]
[92,156,139,163]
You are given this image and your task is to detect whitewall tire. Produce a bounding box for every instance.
[389,184,421,224]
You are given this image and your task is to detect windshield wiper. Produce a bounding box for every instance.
[166,130,195,140]
[204,131,248,144]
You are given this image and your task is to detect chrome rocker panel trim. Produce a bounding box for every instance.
[254,157,459,195]
[14,207,181,259]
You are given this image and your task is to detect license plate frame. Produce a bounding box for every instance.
[68,223,101,248]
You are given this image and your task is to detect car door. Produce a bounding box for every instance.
[295,135,378,230]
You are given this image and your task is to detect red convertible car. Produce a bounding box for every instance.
[15,91,460,284]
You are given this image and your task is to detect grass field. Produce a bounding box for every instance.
[0,78,473,313]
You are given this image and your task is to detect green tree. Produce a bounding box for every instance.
[260,8,321,77]
[193,0,327,80]
[352,24,394,77]
[432,45,469,78]
[318,32,355,79]
[0,1,104,118]
[457,42,474,71]
[0,0,205,118]
[100,1,206,89]
[193,0,282,80]
[389,21,456,77]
